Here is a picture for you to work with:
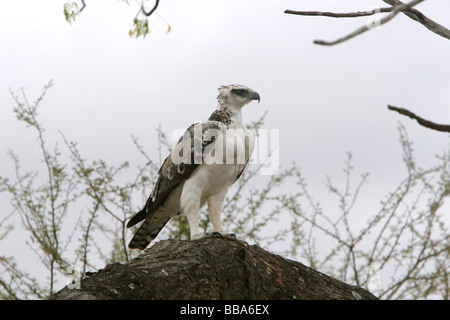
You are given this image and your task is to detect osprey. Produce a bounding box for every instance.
[127,84,260,249]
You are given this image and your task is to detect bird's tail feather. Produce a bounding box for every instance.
[126,209,147,228]
[128,216,170,250]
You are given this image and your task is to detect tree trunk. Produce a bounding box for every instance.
[51,236,378,300]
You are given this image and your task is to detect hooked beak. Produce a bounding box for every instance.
[249,91,260,103]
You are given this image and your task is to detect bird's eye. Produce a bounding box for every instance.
[232,88,247,97]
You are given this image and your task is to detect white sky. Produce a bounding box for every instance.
[0,0,449,293]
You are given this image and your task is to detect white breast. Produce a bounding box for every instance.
[180,127,254,210]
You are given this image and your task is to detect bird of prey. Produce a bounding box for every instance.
[127,84,260,250]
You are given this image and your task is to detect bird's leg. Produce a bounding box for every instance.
[184,204,202,240]
[180,186,203,240]
[207,190,227,235]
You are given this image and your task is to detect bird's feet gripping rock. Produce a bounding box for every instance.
[211,231,236,239]
[190,232,237,240]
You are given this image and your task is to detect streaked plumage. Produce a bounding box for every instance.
[127,85,260,250]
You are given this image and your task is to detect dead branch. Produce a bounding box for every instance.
[317,0,424,46]
[141,0,159,16]
[382,0,450,40]
[388,105,450,133]
[285,0,450,46]
[284,7,393,18]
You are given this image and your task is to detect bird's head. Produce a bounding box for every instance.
[217,84,260,109]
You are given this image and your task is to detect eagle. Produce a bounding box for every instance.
[127,84,260,249]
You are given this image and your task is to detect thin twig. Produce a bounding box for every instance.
[382,0,450,40]
[285,7,393,18]
[285,0,446,46]
[141,0,159,16]
[313,0,425,46]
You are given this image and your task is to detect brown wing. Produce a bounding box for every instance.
[127,121,224,249]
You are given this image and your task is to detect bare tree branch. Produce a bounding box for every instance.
[382,0,450,40]
[285,7,393,18]
[314,0,425,46]
[387,105,450,133]
[141,0,159,17]
[285,0,450,45]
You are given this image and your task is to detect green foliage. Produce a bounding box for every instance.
[129,18,150,39]
[63,1,80,25]
[62,0,169,39]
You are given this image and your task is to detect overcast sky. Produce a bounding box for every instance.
[1,0,449,289]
